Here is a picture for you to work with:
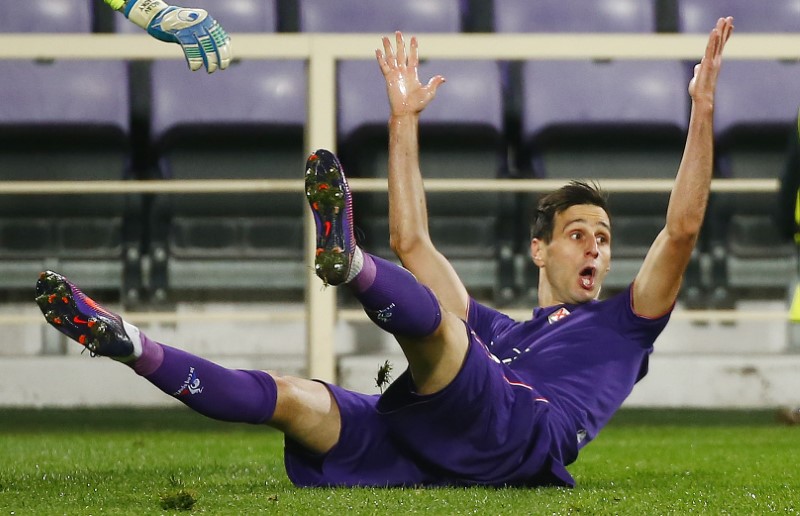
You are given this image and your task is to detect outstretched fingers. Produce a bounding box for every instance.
[376,31,415,75]
[720,16,734,47]
[375,47,388,75]
[408,36,419,68]
[395,31,407,68]
[376,35,396,73]
[707,17,734,61]
[426,74,446,96]
[690,17,733,99]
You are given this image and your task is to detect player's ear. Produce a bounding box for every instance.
[530,238,545,267]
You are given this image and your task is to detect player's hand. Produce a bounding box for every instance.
[376,31,445,117]
[688,16,734,105]
[124,0,231,73]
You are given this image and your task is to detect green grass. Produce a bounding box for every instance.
[0,408,797,514]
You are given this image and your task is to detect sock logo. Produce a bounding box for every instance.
[173,366,203,396]
[370,303,395,323]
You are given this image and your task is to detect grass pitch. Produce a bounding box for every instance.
[0,408,797,514]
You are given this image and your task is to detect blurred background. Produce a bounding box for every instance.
[0,0,799,408]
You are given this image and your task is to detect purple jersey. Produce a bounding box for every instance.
[285,283,670,488]
[468,283,671,458]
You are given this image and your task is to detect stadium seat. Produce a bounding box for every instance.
[492,0,700,303]
[678,0,800,302]
[0,0,140,303]
[492,0,657,33]
[337,59,514,303]
[114,0,278,34]
[298,0,516,304]
[677,0,800,33]
[144,0,308,302]
[0,0,92,32]
[518,60,690,297]
[297,0,461,33]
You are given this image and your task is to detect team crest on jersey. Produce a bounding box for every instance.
[548,307,571,324]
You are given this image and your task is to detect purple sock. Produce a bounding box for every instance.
[133,334,277,425]
[349,253,442,338]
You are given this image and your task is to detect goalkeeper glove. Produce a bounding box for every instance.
[124,0,231,73]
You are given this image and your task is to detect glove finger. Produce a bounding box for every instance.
[217,40,232,70]
[196,33,219,73]
[182,43,205,71]
[209,22,232,70]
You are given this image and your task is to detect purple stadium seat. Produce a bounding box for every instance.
[0,0,139,297]
[338,60,503,151]
[703,60,799,297]
[0,0,126,136]
[297,0,514,301]
[115,0,277,33]
[677,0,800,33]
[298,0,473,169]
[148,0,287,151]
[493,0,699,301]
[0,60,134,293]
[150,61,306,145]
[145,0,307,299]
[518,58,691,295]
[303,0,482,158]
[676,0,800,144]
[0,60,128,132]
[676,1,800,299]
[521,61,688,152]
[298,0,461,33]
[338,59,513,301]
[714,61,800,150]
[0,0,92,33]
[495,0,664,163]
[493,0,656,33]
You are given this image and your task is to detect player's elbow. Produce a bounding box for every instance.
[666,220,701,249]
[667,208,705,240]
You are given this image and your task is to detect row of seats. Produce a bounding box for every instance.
[10,0,800,34]
[1,0,798,308]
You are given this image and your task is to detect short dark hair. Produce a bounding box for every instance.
[530,180,609,242]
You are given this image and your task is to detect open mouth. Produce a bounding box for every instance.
[579,266,596,290]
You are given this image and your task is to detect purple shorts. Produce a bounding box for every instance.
[284,329,574,488]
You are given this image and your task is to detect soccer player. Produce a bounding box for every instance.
[103,0,231,73]
[36,18,734,487]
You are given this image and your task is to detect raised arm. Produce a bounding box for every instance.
[375,32,470,319]
[103,0,231,73]
[633,17,734,317]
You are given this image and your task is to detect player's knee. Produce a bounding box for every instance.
[269,375,325,424]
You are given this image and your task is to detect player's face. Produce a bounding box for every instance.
[532,204,611,305]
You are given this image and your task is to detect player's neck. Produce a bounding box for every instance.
[536,281,559,308]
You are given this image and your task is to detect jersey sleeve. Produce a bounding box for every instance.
[606,283,672,348]
[467,298,518,351]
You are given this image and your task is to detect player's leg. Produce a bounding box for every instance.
[35,270,340,454]
[306,149,468,394]
[268,374,340,452]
